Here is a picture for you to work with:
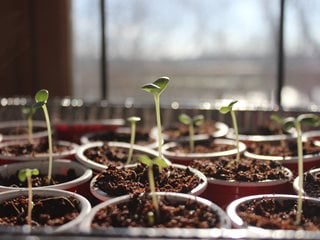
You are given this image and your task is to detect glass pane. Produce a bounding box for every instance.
[284,0,320,109]
[107,0,279,107]
[71,0,101,101]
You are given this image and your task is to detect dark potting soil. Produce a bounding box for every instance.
[94,164,201,197]
[238,122,284,136]
[0,195,80,227]
[92,194,220,228]
[84,143,151,166]
[168,139,234,154]
[87,128,155,146]
[247,139,320,157]
[0,169,77,188]
[237,197,320,230]
[0,126,46,136]
[162,121,218,141]
[190,157,290,182]
[0,139,72,157]
[304,171,320,198]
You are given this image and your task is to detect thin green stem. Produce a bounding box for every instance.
[154,94,163,158]
[148,165,159,215]
[27,175,33,226]
[231,110,240,162]
[126,121,136,165]
[295,121,303,225]
[42,105,53,181]
[189,124,194,152]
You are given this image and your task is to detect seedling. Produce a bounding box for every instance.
[270,113,286,147]
[22,105,37,143]
[126,116,141,165]
[34,89,53,182]
[142,77,169,159]
[138,155,169,222]
[282,113,320,225]
[18,168,39,226]
[220,100,240,162]
[178,113,204,152]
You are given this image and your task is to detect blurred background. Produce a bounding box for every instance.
[1,0,320,110]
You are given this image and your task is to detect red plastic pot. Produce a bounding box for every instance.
[54,118,124,144]
[200,167,293,210]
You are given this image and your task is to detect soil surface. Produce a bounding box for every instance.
[87,128,155,146]
[247,139,320,157]
[94,164,202,197]
[167,138,235,154]
[238,122,284,136]
[0,140,72,157]
[92,194,221,228]
[190,157,290,182]
[0,169,77,187]
[0,126,46,136]
[84,143,152,166]
[304,171,320,198]
[237,197,320,230]
[0,195,80,227]
[162,121,218,141]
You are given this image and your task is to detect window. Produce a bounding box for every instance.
[71,0,319,109]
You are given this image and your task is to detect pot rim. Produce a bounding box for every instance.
[0,120,48,142]
[90,163,208,201]
[0,188,91,232]
[53,118,125,126]
[162,138,246,160]
[0,140,79,161]
[76,141,160,171]
[0,159,92,191]
[226,193,320,230]
[79,191,231,234]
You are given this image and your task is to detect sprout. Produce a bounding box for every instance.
[18,168,39,226]
[282,113,320,225]
[34,89,53,182]
[220,100,240,162]
[178,113,204,152]
[126,116,141,165]
[138,155,169,219]
[22,106,37,143]
[142,77,169,159]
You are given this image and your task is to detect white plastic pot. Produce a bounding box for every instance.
[79,192,230,238]
[80,126,159,149]
[162,138,246,165]
[226,194,320,233]
[76,141,161,172]
[0,188,91,232]
[0,159,92,194]
[0,140,79,164]
[90,163,208,201]
[150,121,229,143]
[293,168,320,197]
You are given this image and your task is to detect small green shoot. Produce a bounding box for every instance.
[126,116,141,165]
[22,106,37,143]
[138,155,169,219]
[220,100,240,162]
[18,168,39,226]
[282,113,320,225]
[178,113,204,152]
[142,77,169,159]
[34,89,53,182]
